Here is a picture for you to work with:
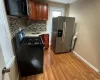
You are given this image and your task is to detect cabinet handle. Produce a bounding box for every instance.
[30,4,32,15]
[26,0,29,15]
[26,0,32,16]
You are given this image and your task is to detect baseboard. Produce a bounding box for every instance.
[73,51,100,73]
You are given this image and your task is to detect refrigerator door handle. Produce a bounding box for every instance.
[62,21,66,43]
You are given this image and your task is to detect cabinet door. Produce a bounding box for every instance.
[42,4,48,20]
[36,3,42,20]
[27,0,36,20]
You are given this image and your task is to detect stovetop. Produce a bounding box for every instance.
[21,37,43,46]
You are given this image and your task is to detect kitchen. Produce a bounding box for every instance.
[4,0,71,79]
[0,0,100,80]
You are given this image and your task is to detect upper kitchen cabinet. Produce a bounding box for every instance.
[36,3,42,20]
[36,3,48,20]
[27,1,48,20]
[41,3,48,20]
[27,0,36,20]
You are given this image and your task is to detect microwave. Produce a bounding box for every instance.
[4,0,27,16]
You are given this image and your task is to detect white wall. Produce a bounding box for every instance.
[69,0,100,71]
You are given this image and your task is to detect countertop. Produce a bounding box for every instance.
[25,31,49,37]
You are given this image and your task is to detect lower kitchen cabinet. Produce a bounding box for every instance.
[41,34,49,49]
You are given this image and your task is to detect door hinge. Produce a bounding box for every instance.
[2,67,10,74]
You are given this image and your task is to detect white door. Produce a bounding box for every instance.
[0,0,14,80]
[48,7,64,45]
[0,45,10,80]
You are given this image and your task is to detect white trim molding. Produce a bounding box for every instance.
[6,56,15,69]
[73,51,100,73]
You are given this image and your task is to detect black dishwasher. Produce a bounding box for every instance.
[14,30,44,77]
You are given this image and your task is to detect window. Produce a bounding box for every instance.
[52,11,62,17]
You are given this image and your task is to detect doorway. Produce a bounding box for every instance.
[47,7,65,45]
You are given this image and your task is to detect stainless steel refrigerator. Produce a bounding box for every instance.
[51,16,75,53]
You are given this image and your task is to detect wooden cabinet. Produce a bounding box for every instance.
[41,34,49,49]
[27,0,48,20]
[42,4,48,20]
[36,3,42,20]
[27,0,36,20]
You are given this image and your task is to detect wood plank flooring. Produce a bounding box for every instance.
[20,48,100,80]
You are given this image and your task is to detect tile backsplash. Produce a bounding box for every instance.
[8,16,47,37]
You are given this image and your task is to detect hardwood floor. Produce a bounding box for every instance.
[20,48,100,80]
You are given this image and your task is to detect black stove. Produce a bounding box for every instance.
[14,30,44,77]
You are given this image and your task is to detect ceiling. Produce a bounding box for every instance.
[47,0,77,4]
